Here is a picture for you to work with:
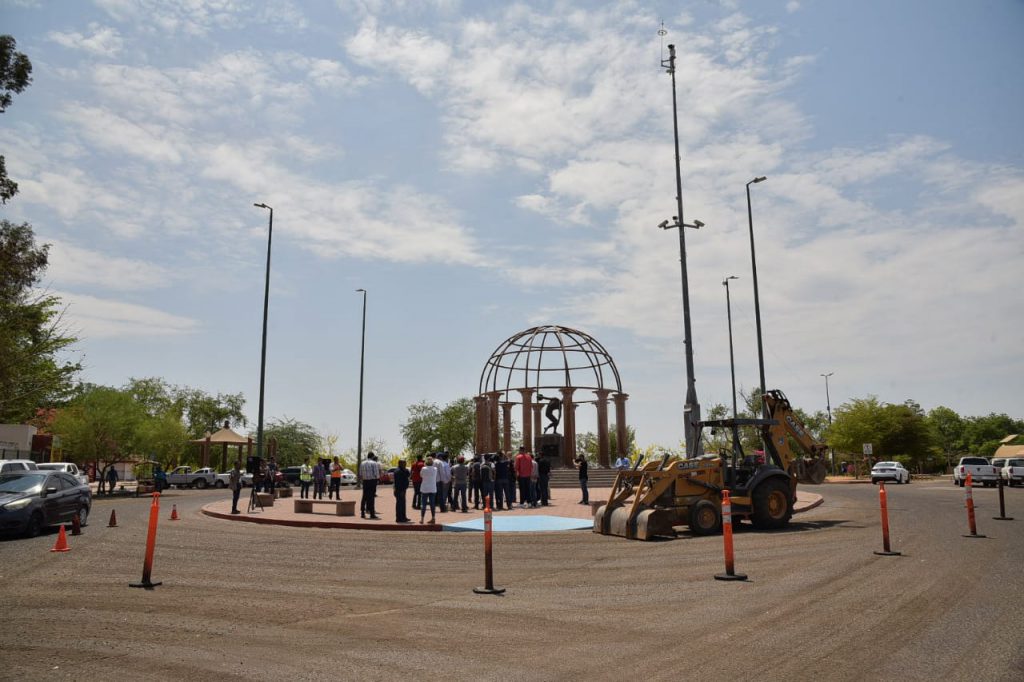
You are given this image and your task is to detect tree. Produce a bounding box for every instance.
[51,386,147,464]
[1,35,33,203]
[125,377,246,439]
[961,413,1024,457]
[401,398,476,457]
[0,221,80,422]
[263,417,320,466]
[828,396,935,472]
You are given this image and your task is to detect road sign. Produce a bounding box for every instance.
[863,443,873,456]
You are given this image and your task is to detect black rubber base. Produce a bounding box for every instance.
[129,581,162,589]
[962,534,987,538]
[473,586,506,595]
[874,550,902,556]
[992,517,1014,521]
[714,573,748,581]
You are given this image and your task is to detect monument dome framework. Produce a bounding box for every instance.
[475,325,629,467]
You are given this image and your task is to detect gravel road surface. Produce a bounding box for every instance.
[1,480,1021,681]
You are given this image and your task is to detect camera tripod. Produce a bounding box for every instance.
[247,474,265,513]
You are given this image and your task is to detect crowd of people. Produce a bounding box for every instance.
[279,446,594,525]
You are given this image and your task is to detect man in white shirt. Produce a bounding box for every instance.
[359,453,382,519]
[436,453,452,513]
[615,455,631,471]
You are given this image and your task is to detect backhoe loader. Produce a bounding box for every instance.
[594,389,829,540]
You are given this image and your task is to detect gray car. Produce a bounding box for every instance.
[0,471,92,538]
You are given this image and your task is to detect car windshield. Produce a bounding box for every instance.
[0,472,47,493]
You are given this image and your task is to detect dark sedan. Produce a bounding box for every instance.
[0,471,92,538]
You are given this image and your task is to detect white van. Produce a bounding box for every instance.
[36,462,89,486]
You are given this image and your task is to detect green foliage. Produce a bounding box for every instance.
[961,413,1024,457]
[576,423,637,463]
[401,397,475,457]
[0,221,80,422]
[1,35,33,202]
[51,386,147,463]
[828,396,935,471]
[125,376,246,439]
[263,417,320,466]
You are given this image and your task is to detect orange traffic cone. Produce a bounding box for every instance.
[169,504,179,521]
[51,524,70,552]
[108,509,118,527]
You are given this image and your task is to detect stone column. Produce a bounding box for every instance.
[532,404,543,451]
[518,388,535,454]
[501,401,514,453]
[474,395,489,454]
[560,387,577,467]
[595,389,612,468]
[487,391,502,452]
[614,393,629,458]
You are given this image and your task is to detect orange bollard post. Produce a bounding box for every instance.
[130,492,163,588]
[993,476,1014,521]
[50,524,70,552]
[473,504,505,595]
[107,509,118,527]
[963,472,986,539]
[169,504,179,521]
[873,481,901,556]
[715,490,748,581]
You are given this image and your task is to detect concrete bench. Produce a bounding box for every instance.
[294,499,355,516]
[274,486,293,499]
[255,492,274,507]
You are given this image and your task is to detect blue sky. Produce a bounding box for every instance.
[2,0,1022,455]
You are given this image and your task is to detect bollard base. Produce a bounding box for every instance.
[473,586,506,595]
[961,534,987,538]
[992,516,1014,521]
[129,581,162,589]
[873,550,901,556]
[714,572,748,581]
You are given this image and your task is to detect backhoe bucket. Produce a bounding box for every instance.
[797,459,828,485]
[606,505,638,539]
[634,508,675,540]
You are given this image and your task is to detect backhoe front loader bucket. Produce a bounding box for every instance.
[796,458,828,485]
[634,508,676,540]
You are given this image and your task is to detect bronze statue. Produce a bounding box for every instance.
[537,393,562,434]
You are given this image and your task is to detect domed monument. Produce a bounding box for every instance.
[476,325,629,468]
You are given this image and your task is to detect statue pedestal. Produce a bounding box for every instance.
[534,433,564,468]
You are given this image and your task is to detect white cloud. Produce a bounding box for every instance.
[56,290,199,339]
[44,239,174,291]
[48,24,124,56]
[786,1,801,13]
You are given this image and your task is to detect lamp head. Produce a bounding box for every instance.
[752,176,766,184]
[658,219,670,229]
[693,219,704,228]
[254,202,270,209]
[356,288,366,293]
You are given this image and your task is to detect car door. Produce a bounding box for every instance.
[39,473,65,524]
[59,473,86,520]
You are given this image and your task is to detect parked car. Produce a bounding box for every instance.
[281,466,303,484]
[166,466,228,489]
[953,456,999,487]
[0,470,92,537]
[36,462,89,486]
[871,461,910,485]
[0,459,38,474]
[1001,458,1024,487]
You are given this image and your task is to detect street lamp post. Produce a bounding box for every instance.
[745,176,767,420]
[723,275,740,454]
[661,42,703,459]
[821,371,834,472]
[356,288,367,481]
[252,202,273,479]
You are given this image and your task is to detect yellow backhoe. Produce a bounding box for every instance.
[594,389,829,540]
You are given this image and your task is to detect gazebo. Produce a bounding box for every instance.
[193,421,253,472]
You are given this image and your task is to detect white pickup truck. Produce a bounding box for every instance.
[952,456,1000,488]
[166,466,229,489]
[1001,458,1024,487]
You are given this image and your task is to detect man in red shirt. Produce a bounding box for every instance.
[411,454,425,510]
[514,446,534,508]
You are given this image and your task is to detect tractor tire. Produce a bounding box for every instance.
[688,499,721,535]
[751,477,793,530]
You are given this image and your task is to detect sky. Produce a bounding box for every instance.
[2,0,1022,455]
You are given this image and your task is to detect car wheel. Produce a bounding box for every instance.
[871,478,878,485]
[78,505,89,527]
[194,478,208,490]
[214,480,226,489]
[23,511,44,538]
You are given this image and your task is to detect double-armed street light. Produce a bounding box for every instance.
[745,176,767,421]
[661,41,704,459]
[252,202,273,475]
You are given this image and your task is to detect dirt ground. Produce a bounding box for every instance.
[1,480,1022,681]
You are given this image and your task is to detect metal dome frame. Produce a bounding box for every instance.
[478,325,623,401]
